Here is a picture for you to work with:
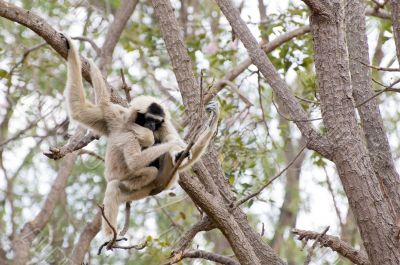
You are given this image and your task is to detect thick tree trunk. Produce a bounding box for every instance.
[151,0,286,264]
[12,153,78,265]
[346,0,400,217]
[391,0,400,61]
[307,1,400,263]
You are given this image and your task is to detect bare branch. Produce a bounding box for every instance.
[97,204,118,252]
[120,69,132,102]
[0,0,127,106]
[167,250,240,265]
[205,25,311,103]
[8,42,46,75]
[78,149,105,161]
[355,78,400,108]
[304,226,329,265]
[301,0,332,17]
[172,216,214,254]
[44,131,99,160]
[292,228,370,265]
[391,0,400,62]
[99,0,139,72]
[72,36,101,55]
[12,152,78,264]
[70,212,101,264]
[365,8,391,19]
[214,0,332,160]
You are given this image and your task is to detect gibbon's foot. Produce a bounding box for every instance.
[206,101,219,114]
[118,181,131,193]
[97,237,128,255]
[174,150,192,164]
[60,33,70,49]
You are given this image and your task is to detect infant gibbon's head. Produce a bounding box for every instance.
[129,96,168,132]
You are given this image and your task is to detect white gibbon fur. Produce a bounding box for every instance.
[63,35,219,242]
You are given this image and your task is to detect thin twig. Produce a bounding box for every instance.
[292,228,370,264]
[295,95,320,104]
[323,167,344,229]
[155,197,184,233]
[112,240,148,251]
[78,149,104,161]
[120,69,131,102]
[165,249,240,265]
[8,42,47,75]
[97,204,117,252]
[304,226,330,265]
[72,36,101,55]
[257,71,271,138]
[272,92,322,122]
[235,145,307,206]
[356,78,400,108]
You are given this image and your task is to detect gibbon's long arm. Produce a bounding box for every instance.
[64,36,108,135]
[88,59,110,105]
[177,101,220,171]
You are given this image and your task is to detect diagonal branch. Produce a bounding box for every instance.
[0,0,127,106]
[99,0,139,73]
[301,0,332,17]
[166,250,240,265]
[292,228,370,265]
[69,211,102,264]
[214,0,332,160]
[205,25,311,104]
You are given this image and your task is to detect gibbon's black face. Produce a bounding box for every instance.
[136,103,165,132]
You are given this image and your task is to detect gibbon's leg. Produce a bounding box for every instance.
[118,166,158,192]
[149,152,179,195]
[63,35,108,135]
[102,180,122,240]
[175,101,220,171]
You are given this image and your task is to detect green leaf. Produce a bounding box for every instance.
[0,69,8,78]
[229,175,235,185]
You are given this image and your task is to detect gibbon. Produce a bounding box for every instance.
[62,34,220,243]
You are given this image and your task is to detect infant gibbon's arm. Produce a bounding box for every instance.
[64,36,108,135]
[131,123,155,148]
[123,136,179,172]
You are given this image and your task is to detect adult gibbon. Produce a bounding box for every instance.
[62,34,219,242]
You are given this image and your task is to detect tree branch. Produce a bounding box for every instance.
[0,0,127,106]
[214,0,332,160]
[12,151,78,265]
[391,0,400,62]
[99,0,139,73]
[292,228,370,265]
[69,212,101,264]
[168,250,240,265]
[301,0,331,17]
[205,25,311,103]
[152,1,285,263]
[172,216,214,254]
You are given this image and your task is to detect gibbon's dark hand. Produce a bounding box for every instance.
[205,101,220,126]
[174,149,192,164]
[206,101,219,114]
[60,33,70,50]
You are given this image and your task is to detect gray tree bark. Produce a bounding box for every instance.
[346,0,400,217]
[151,0,286,264]
[306,0,400,263]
